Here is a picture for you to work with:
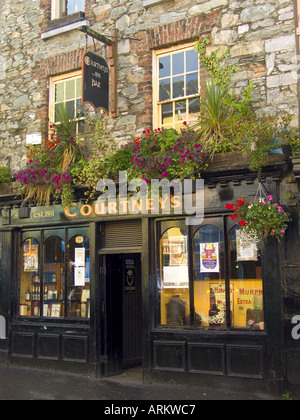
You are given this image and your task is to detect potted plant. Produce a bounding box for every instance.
[15,105,90,207]
[225,193,291,243]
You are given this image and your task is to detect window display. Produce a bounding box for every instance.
[67,235,90,318]
[43,236,65,318]
[229,226,263,329]
[193,224,226,328]
[20,238,40,317]
[19,230,90,319]
[160,227,189,326]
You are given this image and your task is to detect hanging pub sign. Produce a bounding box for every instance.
[82,51,109,114]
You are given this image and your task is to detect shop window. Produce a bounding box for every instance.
[51,0,85,20]
[43,236,65,318]
[19,231,90,320]
[193,224,226,328]
[160,227,190,326]
[158,218,265,330]
[49,72,85,137]
[20,238,40,317]
[229,226,264,329]
[67,235,90,318]
[153,45,201,130]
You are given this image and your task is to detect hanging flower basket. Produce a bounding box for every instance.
[225,185,291,242]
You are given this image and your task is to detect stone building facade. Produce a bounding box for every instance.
[0,0,299,171]
[1,0,300,398]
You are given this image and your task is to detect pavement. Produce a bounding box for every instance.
[0,365,280,401]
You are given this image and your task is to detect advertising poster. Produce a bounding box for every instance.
[236,230,258,262]
[23,240,39,272]
[200,242,220,273]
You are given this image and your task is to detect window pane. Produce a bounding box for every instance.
[67,0,85,14]
[20,239,40,317]
[172,52,184,75]
[66,79,75,101]
[66,100,75,120]
[186,73,199,96]
[159,56,170,79]
[159,79,171,101]
[76,98,85,119]
[173,75,184,98]
[160,227,189,326]
[193,224,226,328]
[175,100,186,122]
[76,77,82,97]
[55,82,64,103]
[67,235,90,319]
[186,50,199,73]
[230,227,264,330]
[162,103,173,125]
[189,97,201,119]
[43,237,65,318]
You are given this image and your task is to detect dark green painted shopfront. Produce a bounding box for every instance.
[1,159,300,397]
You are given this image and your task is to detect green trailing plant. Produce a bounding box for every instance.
[195,37,239,87]
[194,38,293,174]
[15,105,90,207]
[0,166,12,184]
[194,38,255,159]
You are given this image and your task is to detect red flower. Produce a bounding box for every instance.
[225,203,236,211]
[230,214,238,220]
[239,220,247,226]
[237,198,245,207]
[135,138,140,145]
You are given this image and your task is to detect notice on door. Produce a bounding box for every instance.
[74,248,86,286]
[125,259,136,293]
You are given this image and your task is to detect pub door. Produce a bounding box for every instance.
[101,253,142,376]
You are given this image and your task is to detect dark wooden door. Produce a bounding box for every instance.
[103,253,142,376]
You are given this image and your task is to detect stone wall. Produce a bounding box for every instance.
[0,0,299,170]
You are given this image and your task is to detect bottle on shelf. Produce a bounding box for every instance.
[44,286,48,301]
[25,288,31,302]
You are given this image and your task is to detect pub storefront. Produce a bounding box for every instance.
[0,169,290,395]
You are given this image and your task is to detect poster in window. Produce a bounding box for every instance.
[236,230,258,262]
[23,240,39,272]
[74,267,85,287]
[163,265,189,289]
[200,243,219,273]
[75,248,85,267]
[162,236,187,266]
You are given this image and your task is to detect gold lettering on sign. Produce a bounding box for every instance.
[33,211,55,219]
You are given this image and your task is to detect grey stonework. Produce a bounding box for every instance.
[0,0,299,171]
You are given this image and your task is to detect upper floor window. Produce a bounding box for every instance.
[51,0,85,20]
[153,44,201,130]
[49,71,85,137]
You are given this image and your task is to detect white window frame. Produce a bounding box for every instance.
[49,71,85,137]
[51,0,85,20]
[153,43,201,130]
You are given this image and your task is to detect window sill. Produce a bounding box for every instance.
[41,13,90,40]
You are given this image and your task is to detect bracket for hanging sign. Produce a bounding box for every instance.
[79,25,118,118]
